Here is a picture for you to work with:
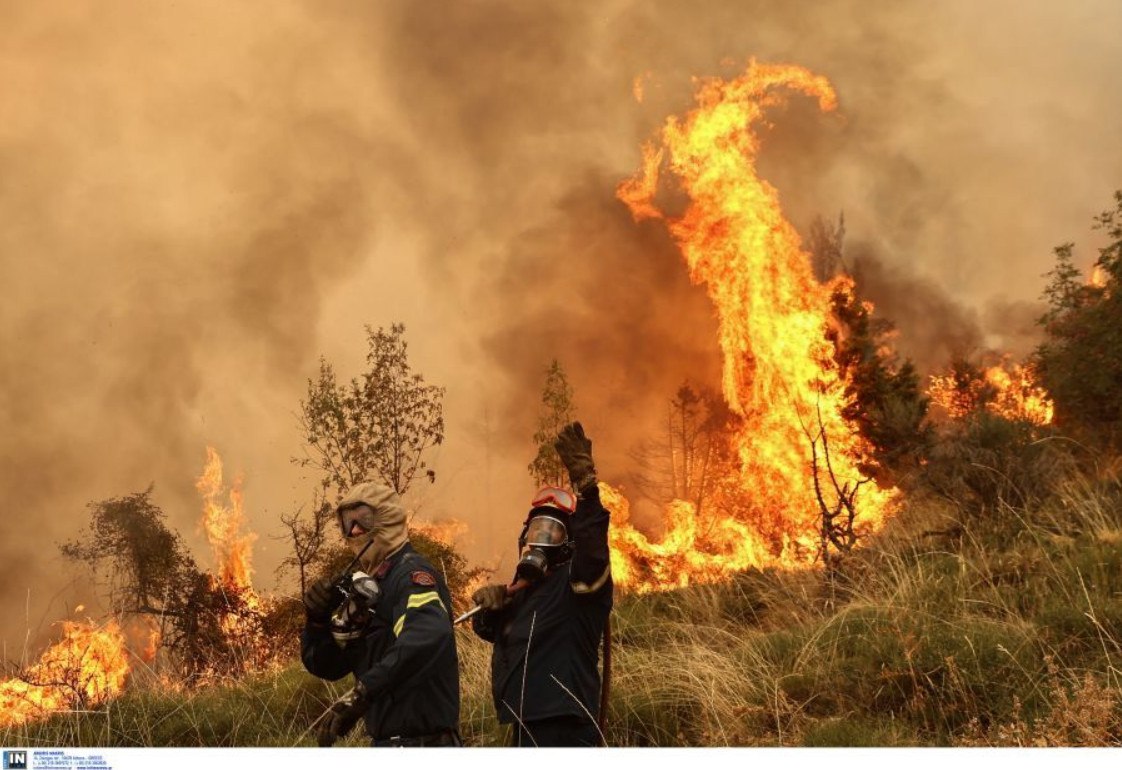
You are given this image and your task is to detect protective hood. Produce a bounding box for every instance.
[336,481,408,569]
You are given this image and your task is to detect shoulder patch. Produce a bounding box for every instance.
[411,570,436,587]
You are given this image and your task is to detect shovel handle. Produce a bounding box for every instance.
[453,578,529,625]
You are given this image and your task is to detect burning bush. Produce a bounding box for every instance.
[0,620,131,728]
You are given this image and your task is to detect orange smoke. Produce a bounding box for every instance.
[0,620,129,728]
[612,60,894,593]
[196,446,256,592]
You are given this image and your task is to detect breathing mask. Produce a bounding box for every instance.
[515,487,577,583]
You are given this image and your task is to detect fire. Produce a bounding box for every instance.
[123,615,163,665]
[195,446,269,653]
[612,60,895,592]
[929,360,1054,425]
[196,446,256,592]
[412,517,469,545]
[602,484,775,591]
[1090,264,1107,289]
[0,621,129,728]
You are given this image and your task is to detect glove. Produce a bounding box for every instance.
[317,681,368,747]
[554,421,597,493]
[472,584,512,612]
[303,575,343,623]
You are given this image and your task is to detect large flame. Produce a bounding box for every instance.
[196,446,256,592]
[0,620,130,727]
[612,61,895,593]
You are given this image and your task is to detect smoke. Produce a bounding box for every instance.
[847,245,986,373]
[0,1,400,645]
[2,0,1119,651]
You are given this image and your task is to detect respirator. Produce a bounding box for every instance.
[515,486,577,582]
[516,514,573,582]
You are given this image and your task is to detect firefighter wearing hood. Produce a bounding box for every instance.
[471,422,613,747]
[300,481,460,747]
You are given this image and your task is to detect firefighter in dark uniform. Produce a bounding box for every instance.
[471,422,613,747]
[301,481,460,747]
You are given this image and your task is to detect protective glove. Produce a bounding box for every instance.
[317,681,368,747]
[472,583,513,612]
[554,421,597,493]
[303,575,344,623]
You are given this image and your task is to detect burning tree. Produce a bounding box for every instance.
[806,211,931,481]
[928,358,1054,427]
[827,280,931,481]
[609,60,896,592]
[922,359,1067,515]
[186,447,277,681]
[59,489,208,673]
[59,452,286,686]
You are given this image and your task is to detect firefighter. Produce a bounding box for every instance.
[301,481,461,747]
[471,422,613,747]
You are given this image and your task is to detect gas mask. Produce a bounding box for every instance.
[515,486,577,582]
[516,514,573,582]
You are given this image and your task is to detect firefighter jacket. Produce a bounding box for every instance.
[301,543,460,740]
[472,486,613,725]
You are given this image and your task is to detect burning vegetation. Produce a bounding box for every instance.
[0,620,131,728]
[10,449,291,727]
[610,61,896,592]
[196,447,268,647]
[928,360,1054,426]
[8,39,1122,745]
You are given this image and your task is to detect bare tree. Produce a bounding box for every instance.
[631,382,733,515]
[276,498,327,596]
[806,211,846,282]
[802,402,871,583]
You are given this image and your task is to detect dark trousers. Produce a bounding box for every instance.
[512,715,602,747]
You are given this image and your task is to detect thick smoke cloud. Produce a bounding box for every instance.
[1,0,1119,651]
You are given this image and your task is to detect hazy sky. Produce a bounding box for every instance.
[2,0,1119,651]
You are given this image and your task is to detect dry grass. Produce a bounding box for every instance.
[9,466,1122,747]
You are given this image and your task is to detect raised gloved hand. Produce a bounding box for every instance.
[317,681,369,747]
[303,575,344,623]
[555,421,597,494]
[472,584,513,612]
